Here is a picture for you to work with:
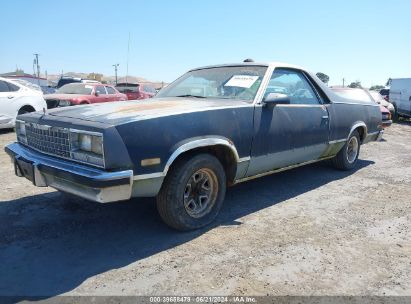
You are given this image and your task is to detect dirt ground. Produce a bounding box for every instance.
[0,122,410,298]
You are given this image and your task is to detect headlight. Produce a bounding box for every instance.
[15,120,27,144]
[58,100,71,107]
[70,130,104,167]
[79,134,92,151]
[16,120,26,136]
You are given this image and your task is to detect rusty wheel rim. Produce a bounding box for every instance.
[183,168,218,218]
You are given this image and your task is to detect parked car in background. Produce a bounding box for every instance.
[44,83,127,109]
[56,76,100,88]
[11,79,43,93]
[331,87,392,128]
[379,88,390,102]
[389,78,411,120]
[41,86,57,95]
[369,90,395,116]
[9,79,58,96]
[379,105,392,128]
[0,77,46,129]
[6,62,382,230]
[115,83,156,100]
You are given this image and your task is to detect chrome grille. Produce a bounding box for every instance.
[25,123,71,158]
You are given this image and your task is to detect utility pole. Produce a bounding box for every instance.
[126,32,130,85]
[342,78,345,87]
[33,53,41,85]
[113,64,119,85]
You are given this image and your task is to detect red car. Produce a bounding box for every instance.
[115,83,156,100]
[44,83,127,109]
[379,105,392,128]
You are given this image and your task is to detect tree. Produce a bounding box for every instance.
[369,85,385,91]
[348,81,362,88]
[386,78,392,86]
[316,72,330,84]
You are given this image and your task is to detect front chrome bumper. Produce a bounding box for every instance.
[5,142,133,203]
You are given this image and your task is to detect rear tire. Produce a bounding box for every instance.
[331,130,361,171]
[156,154,226,231]
[392,104,400,122]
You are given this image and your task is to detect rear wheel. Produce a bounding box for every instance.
[331,130,360,171]
[392,104,401,122]
[156,154,226,231]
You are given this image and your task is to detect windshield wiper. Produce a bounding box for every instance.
[175,94,206,98]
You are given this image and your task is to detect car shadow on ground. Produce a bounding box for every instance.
[0,128,13,135]
[0,160,373,300]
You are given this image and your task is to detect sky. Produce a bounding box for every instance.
[1,0,410,87]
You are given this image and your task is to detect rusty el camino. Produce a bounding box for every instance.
[5,62,383,230]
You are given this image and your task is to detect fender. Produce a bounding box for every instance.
[348,121,367,142]
[164,136,241,175]
[133,136,243,181]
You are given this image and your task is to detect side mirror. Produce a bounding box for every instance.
[263,93,290,106]
[95,91,99,97]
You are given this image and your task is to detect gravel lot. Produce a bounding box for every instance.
[0,122,410,298]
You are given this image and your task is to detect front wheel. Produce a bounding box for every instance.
[156,154,226,231]
[331,130,361,171]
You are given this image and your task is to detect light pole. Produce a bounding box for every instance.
[113,64,119,85]
[33,53,40,85]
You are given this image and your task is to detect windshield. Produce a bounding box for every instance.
[57,83,93,95]
[332,88,373,103]
[156,66,267,102]
[116,84,140,93]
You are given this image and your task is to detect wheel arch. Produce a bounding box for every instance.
[164,137,241,183]
[18,104,36,114]
[348,122,367,143]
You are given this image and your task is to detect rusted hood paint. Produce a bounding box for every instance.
[47,97,250,125]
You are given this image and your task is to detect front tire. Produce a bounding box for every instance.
[331,130,361,171]
[156,154,226,231]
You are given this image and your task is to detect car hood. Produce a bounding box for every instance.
[47,97,250,125]
[44,93,90,100]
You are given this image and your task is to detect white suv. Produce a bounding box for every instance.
[0,77,47,129]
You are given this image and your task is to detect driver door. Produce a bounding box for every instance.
[93,85,109,103]
[247,68,330,177]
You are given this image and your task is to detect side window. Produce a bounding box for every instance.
[7,82,20,92]
[266,68,320,104]
[0,81,9,92]
[106,86,116,94]
[95,86,107,95]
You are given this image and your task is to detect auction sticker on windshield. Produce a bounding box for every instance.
[225,75,259,88]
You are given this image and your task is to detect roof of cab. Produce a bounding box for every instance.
[190,61,305,72]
